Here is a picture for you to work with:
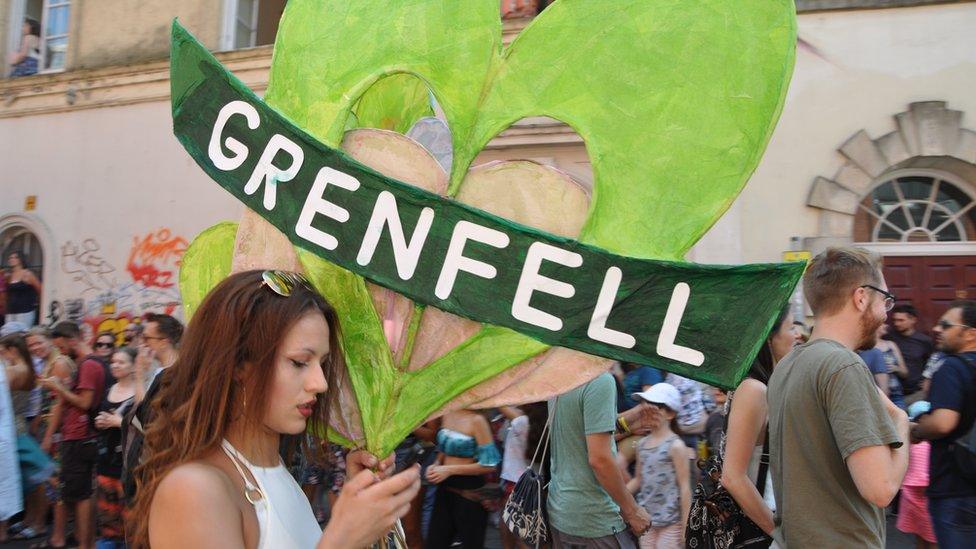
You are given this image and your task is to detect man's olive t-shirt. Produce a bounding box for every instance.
[768,339,901,548]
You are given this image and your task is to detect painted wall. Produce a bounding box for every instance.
[725,2,976,264]
[71,0,222,69]
[0,100,242,340]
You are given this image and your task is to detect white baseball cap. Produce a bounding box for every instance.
[633,383,682,412]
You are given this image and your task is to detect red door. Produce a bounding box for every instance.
[883,255,976,332]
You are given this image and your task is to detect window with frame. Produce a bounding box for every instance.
[853,171,976,243]
[225,0,287,50]
[42,0,69,71]
[6,0,70,74]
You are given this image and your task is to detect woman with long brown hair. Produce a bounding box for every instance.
[128,270,420,548]
[719,306,799,545]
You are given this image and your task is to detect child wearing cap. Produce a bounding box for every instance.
[625,383,691,548]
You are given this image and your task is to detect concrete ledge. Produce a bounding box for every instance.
[0,46,273,119]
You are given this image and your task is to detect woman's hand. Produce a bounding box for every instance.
[319,466,421,549]
[94,411,122,430]
[424,464,451,484]
[346,449,395,479]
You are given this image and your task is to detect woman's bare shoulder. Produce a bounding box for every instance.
[734,378,767,400]
[150,460,244,545]
[153,460,239,512]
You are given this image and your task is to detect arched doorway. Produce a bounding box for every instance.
[803,101,976,330]
[851,168,976,330]
[0,213,56,327]
[1,225,44,326]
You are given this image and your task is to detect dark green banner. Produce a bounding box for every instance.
[170,23,804,388]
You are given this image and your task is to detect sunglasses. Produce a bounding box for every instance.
[95,341,114,349]
[937,319,974,330]
[860,284,896,312]
[262,270,312,297]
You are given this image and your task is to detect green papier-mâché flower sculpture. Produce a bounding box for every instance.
[172,0,803,457]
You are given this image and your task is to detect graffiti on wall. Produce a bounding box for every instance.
[56,228,189,343]
[126,229,188,289]
[61,239,117,294]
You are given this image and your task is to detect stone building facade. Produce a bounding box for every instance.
[1,0,974,336]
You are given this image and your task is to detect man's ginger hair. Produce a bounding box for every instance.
[803,247,883,316]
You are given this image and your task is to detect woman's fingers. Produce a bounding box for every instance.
[360,466,419,500]
[343,469,380,496]
[345,450,378,477]
[378,453,395,477]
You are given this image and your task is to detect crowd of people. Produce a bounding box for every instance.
[0,247,973,549]
[0,310,183,548]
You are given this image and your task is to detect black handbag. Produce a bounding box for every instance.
[502,404,553,548]
[685,394,772,549]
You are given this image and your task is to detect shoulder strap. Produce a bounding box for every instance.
[220,440,265,505]
[716,390,733,462]
[756,428,770,496]
[530,397,556,467]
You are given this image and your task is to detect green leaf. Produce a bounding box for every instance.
[178,221,237,320]
[349,74,435,134]
[267,0,796,259]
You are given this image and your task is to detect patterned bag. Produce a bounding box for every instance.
[685,394,772,549]
[502,405,552,548]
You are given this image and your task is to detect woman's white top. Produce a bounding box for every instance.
[747,444,776,512]
[501,415,529,482]
[23,34,40,60]
[221,439,322,549]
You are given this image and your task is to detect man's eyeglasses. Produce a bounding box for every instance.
[937,319,974,331]
[262,270,312,297]
[860,285,896,312]
[95,341,115,349]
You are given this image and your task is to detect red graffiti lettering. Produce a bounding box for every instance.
[126,229,188,289]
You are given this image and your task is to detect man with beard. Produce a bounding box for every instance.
[767,247,909,548]
[911,300,976,548]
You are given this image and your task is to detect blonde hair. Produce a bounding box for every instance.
[803,247,883,316]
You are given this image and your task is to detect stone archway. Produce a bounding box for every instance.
[0,212,58,323]
[804,101,976,253]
